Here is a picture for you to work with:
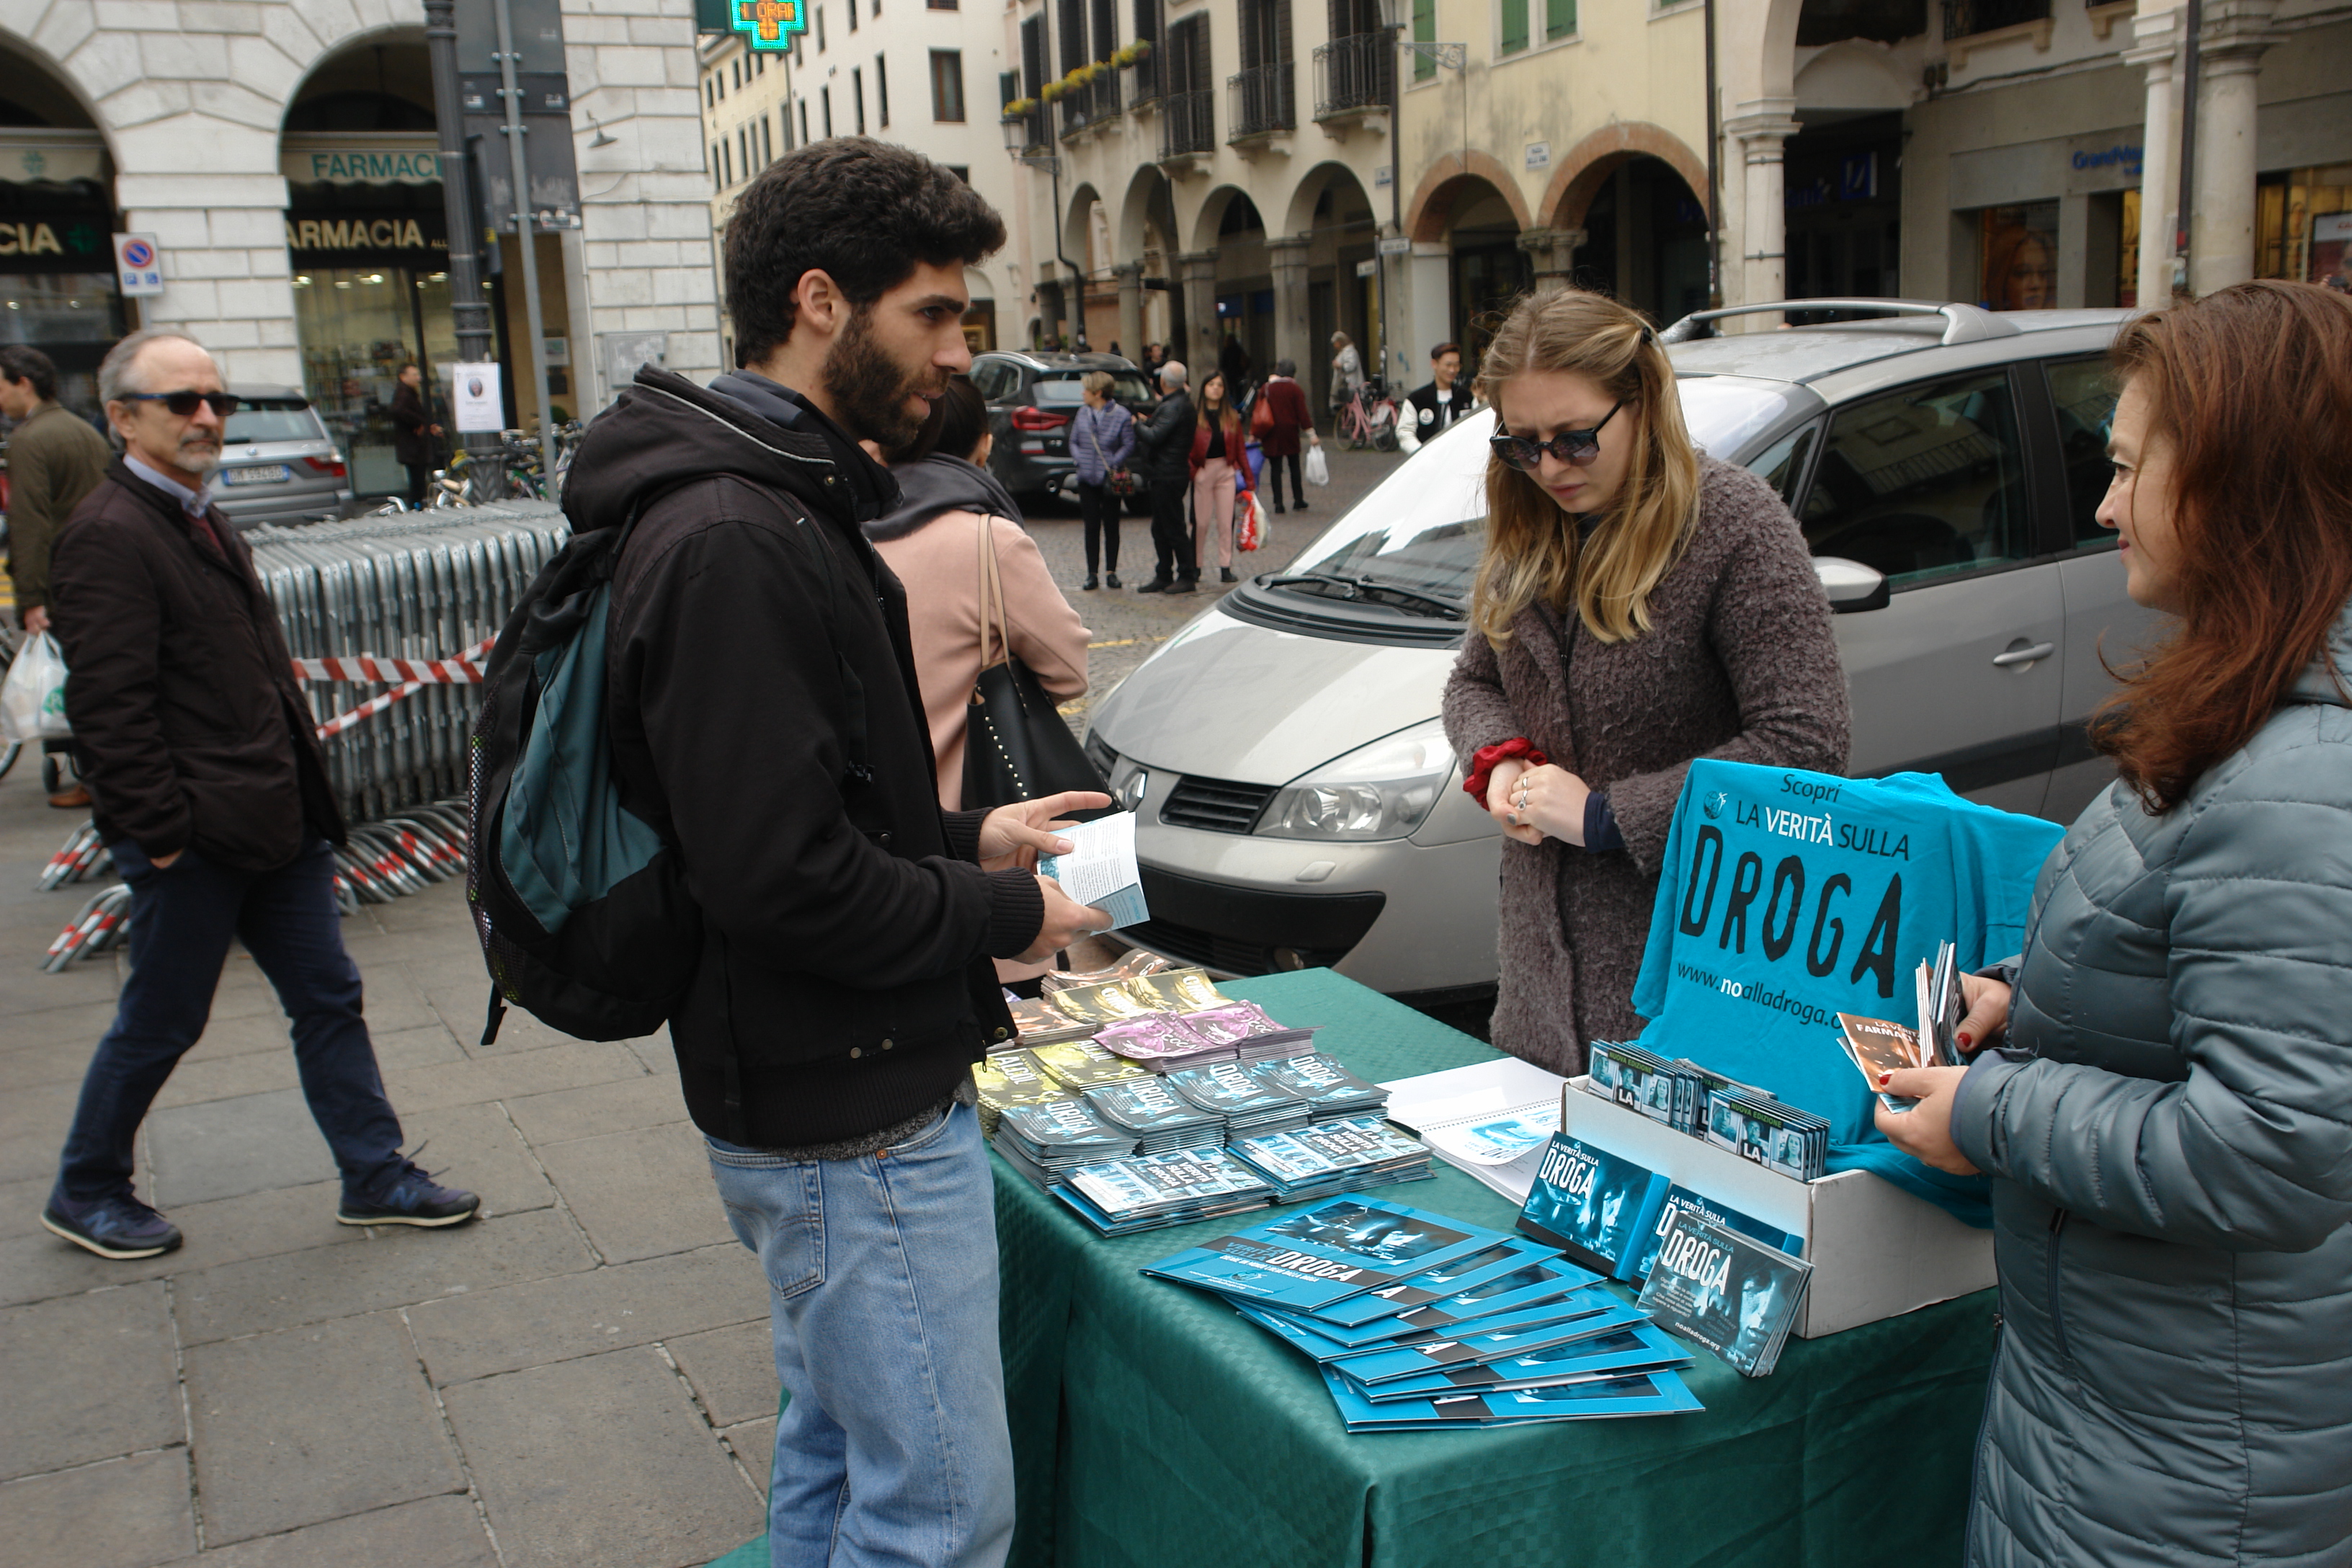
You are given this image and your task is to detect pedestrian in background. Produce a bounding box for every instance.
[1876,280,2352,1568]
[388,362,440,509]
[0,344,111,808]
[869,373,1090,811]
[1132,358,1195,594]
[1068,369,1133,589]
[1329,331,1364,417]
[571,137,1108,1568]
[1219,331,1254,417]
[1256,358,1315,514]
[1442,289,1848,1072]
[40,327,478,1261]
[1188,370,1252,585]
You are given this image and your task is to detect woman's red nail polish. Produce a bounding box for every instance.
[1877,1072,1891,1084]
[1957,1033,1974,1049]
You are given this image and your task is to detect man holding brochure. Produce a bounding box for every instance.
[569,139,1108,1567]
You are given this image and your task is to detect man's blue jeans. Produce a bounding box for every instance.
[53,838,409,1205]
[707,1102,1016,1568]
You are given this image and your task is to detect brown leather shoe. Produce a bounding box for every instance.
[48,783,90,810]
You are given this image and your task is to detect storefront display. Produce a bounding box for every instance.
[0,174,125,415]
[2255,164,2352,286]
[1978,201,2059,310]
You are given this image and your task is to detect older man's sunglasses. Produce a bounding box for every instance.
[120,391,239,418]
[1488,397,1629,471]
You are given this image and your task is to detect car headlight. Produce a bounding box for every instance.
[1255,718,1456,842]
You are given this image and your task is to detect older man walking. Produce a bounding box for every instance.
[1,344,111,808]
[38,327,475,1260]
[1131,359,1196,594]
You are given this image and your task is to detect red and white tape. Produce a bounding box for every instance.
[299,636,496,741]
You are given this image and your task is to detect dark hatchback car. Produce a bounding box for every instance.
[968,351,1156,507]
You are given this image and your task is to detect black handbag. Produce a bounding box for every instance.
[1088,411,1140,496]
[961,520,1108,811]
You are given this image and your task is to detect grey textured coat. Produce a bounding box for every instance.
[1951,599,2352,1568]
[1440,458,1850,1073]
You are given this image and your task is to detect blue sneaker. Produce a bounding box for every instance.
[338,1162,481,1229]
[43,1191,184,1260]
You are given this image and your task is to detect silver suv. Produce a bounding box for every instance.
[1081,302,2154,1006]
[213,386,352,530]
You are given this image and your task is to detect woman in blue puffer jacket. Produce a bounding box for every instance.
[1879,280,2352,1568]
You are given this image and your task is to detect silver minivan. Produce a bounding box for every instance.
[1082,303,2155,1005]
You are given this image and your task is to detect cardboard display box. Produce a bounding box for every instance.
[1561,1081,1994,1339]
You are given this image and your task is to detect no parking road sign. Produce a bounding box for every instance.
[113,233,163,296]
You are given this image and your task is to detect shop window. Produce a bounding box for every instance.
[1977,202,2057,310]
[2045,357,2121,549]
[932,50,967,122]
[2255,166,2352,285]
[1799,370,2032,586]
[2117,187,2140,309]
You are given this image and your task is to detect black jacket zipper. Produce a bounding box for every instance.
[2046,1207,2070,1362]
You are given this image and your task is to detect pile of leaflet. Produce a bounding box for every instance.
[991,1097,1137,1188]
[1585,1041,1830,1182]
[1003,996,1096,1050]
[1094,1002,1320,1073]
[1142,1195,1700,1430]
[1167,1060,1311,1139]
[1028,1039,1149,1092]
[1226,1115,1434,1201]
[1084,1075,1229,1154]
[972,1051,1068,1137]
[1057,1149,1275,1235]
[1251,1054,1389,1121]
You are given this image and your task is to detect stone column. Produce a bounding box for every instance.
[2189,0,2284,296]
[1515,227,1586,294]
[1177,249,1220,373]
[1114,262,1145,362]
[1407,241,1451,383]
[2124,9,2180,307]
[1724,102,1799,328]
[1265,236,1311,379]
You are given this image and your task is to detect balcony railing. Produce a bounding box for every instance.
[1227,61,1295,141]
[1313,31,1391,119]
[1058,72,1122,136]
[1131,46,1162,105]
[1002,106,1048,153]
[1160,88,1214,159]
[1940,0,2048,37]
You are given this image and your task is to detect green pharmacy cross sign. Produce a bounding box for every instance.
[732,0,804,47]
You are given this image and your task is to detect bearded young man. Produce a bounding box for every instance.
[564,138,1106,1568]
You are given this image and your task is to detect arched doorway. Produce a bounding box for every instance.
[1115,165,1180,362]
[0,32,122,415]
[1423,174,1525,378]
[1283,162,1381,411]
[1565,156,1711,321]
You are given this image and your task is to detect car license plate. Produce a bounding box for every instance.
[222,464,291,486]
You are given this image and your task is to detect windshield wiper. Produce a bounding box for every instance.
[1260,571,1465,618]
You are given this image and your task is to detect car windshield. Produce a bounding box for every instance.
[225,398,321,444]
[1035,372,1154,407]
[1283,378,1801,610]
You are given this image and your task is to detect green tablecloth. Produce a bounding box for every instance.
[711,969,1995,1568]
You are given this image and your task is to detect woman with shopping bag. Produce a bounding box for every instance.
[1187,370,1255,585]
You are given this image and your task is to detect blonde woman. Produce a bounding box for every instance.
[1441,290,1849,1072]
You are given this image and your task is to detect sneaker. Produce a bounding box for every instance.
[338,1162,481,1229]
[1106,571,1121,589]
[43,1191,182,1260]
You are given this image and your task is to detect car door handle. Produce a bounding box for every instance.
[1991,642,2056,667]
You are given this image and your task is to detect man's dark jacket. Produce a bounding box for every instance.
[389,382,431,467]
[48,460,345,869]
[1133,388,1193,485]
[577,368,1039,1146]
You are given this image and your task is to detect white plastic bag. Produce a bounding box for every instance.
[1304,442,1331,488]
[0,631,71,743]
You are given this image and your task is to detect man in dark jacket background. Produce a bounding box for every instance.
[569,138,1105,1568]
[39,327,476,1262]
[1131,358,1195,594]
[388,362,440,508]
[1,344,112,807]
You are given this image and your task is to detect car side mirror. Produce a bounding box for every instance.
[1814,556,1889,614]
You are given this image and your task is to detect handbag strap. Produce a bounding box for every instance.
[974,515,1013,678]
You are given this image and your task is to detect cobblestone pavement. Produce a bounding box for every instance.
[0,442,1406,1568]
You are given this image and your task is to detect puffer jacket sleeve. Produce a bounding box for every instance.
[1951,742,2352,1253]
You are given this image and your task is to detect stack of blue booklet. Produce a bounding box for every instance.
[1141,1195,1703,1430]
[1056,1149,1277,1235]
[1247,1054,1389,1122]
[990,1097,1138,1190]
[1083,1075,1228,1154]
[1225,1116,1433,1201]
[1167,1060,1312,1139]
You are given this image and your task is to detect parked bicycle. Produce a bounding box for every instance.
[1338,377,1399,453]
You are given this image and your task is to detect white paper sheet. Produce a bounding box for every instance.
[1038,812,1149,930]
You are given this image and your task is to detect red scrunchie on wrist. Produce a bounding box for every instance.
[1461,737,1549,803]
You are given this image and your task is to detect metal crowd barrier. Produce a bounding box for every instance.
[246,501,570,824]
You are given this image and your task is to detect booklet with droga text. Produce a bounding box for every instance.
[1038,811,1149,930]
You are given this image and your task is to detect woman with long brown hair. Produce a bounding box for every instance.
[1440,288,1848,1071]
[1879,281,2352,1567]
[1188,369,1255,584]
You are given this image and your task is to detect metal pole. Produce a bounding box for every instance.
[494,0,559,485]
[1703,0,1720,308]
[424,0,496,471]
[1384,14,1402,383]
[2173,0,2201,295]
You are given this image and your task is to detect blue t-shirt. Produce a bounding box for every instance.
[1628,760,2065,1226]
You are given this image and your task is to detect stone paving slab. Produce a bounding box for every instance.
[148,1088,337,1208]
[184,1313,463,1544]
[162,1494,497,1568]
[503,1073,691,1146]
[442,1347,765,1568]
[0,1448,197,1568]
[0,1282,181,1481]
[667,1321,782,1430]
[532,1122,737,1265]
[0,1182,358,1310]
